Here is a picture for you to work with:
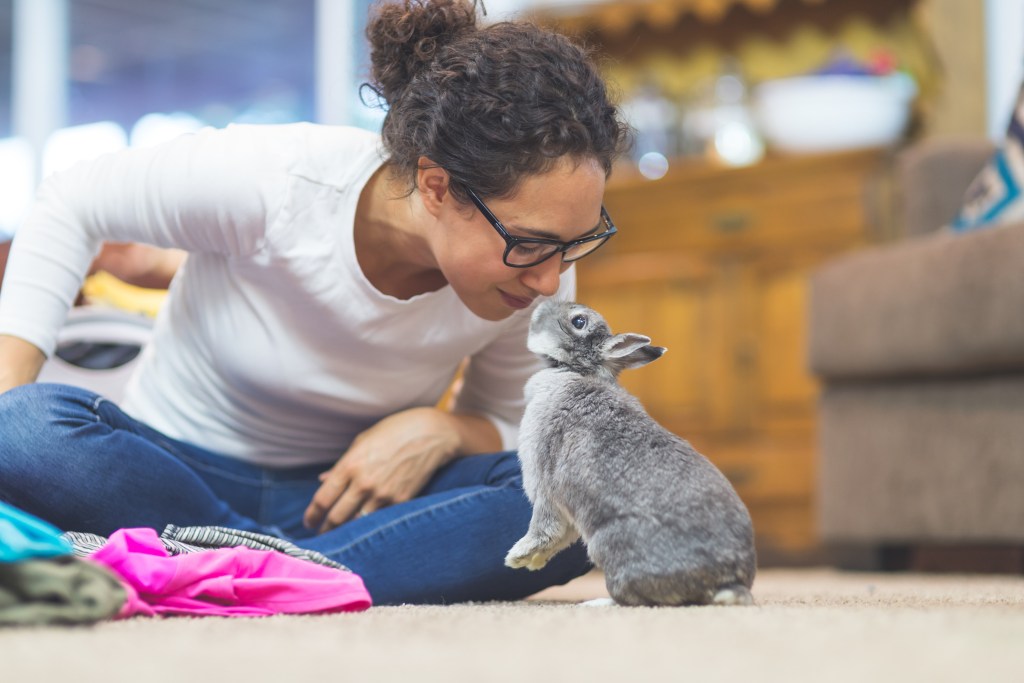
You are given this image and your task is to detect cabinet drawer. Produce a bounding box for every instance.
[687,435,815,505]
[603,150,883,255]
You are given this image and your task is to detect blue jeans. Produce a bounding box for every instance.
[0,383,591,605]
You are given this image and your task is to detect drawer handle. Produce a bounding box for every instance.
[710,212,751,233]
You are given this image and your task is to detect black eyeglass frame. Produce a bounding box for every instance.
[464,187,617,269]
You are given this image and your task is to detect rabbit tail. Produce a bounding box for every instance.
[712,583,755,606]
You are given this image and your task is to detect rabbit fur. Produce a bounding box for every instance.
[505,300,756,606]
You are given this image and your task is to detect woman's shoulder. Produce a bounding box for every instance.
[201,123,383,189]
[254,123,385,187]
[282,122,381,151]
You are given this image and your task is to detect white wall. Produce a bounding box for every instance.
[985,0,1024,138]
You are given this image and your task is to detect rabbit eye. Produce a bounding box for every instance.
[571,314,587,330]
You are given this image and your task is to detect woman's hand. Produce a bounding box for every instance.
[90,243,186,290]
[303,407,464,534]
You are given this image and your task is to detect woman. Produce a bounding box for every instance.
[0,0,629,604]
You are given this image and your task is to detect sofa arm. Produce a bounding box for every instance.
[809,221,1024,379]
[898,138,994,238]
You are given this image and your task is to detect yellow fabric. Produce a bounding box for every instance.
[82,271,168,318]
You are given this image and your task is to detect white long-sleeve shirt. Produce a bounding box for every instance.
[0,123,574,466]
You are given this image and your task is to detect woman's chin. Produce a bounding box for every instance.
[459,295,518,322]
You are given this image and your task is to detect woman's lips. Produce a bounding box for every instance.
[499,291,534,309]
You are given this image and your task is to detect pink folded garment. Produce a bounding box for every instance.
[89,527,371,617]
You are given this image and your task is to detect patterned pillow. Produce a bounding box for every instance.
[951,82,1024,231]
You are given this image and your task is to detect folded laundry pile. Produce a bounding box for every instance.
[0,501,125,626]
[1,502,371,624]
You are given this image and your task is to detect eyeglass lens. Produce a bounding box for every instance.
[505,234,611,267]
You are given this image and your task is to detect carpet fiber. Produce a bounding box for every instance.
[5,568,1023,682]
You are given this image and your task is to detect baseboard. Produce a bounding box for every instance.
[821,542,1024,574]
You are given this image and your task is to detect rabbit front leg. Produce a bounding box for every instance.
[505,494,579,571]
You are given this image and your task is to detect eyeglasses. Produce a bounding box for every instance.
[465,187,617,268]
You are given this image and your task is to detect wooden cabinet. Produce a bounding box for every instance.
[577,149,889,557]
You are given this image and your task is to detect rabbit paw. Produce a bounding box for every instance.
[505,538,553,571]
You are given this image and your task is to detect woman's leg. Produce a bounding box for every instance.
[0,384,591,604]
[292,452,593,605]
[0,383,264,536]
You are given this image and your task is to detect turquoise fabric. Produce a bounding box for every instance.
[952,80,1024,231]
[0,501,72,562]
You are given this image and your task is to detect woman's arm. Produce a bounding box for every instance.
[443,409,502,456]
[0,335,46,394]
[1,240,184,299]
[0,124,287,360]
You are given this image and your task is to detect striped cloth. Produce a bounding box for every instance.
[62,525,348,572]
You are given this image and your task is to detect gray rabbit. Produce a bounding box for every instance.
[505,300,756,606]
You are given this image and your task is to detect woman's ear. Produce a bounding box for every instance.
[416,156,450,219]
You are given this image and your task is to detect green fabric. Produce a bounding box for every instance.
[0,556,126,626]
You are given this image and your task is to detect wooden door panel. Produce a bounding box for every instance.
[754,267,819,410]
[578,253,724,431]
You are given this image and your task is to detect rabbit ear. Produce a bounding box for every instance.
[601,333,667,371]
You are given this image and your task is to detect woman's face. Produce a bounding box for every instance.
[425,156,607,322]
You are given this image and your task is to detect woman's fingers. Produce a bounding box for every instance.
[318,485,369,534]
[303,470,348,530]
[303,408,460,533]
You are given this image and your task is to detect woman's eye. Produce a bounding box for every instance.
[571,315,587,330]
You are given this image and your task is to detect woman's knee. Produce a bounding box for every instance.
[0,385,74,507]
[0,383,105,471]
[0,383,99,436]
[1,381,97,407]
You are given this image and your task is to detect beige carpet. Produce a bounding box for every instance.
[4,568,1024,682]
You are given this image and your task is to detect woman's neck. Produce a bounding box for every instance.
[353,166,448,299]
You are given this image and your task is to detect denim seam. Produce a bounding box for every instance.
[90,395,105,419]
[318,483,515,558]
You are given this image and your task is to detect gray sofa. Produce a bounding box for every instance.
[809,139,1024,570]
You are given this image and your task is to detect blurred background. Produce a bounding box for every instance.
[1,0,1022,568]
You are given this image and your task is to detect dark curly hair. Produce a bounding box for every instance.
[365,0,630,203]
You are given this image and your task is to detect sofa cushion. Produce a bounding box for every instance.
[818,375,1024,543]
[951,82,1024,231]
[809,221,1024,379]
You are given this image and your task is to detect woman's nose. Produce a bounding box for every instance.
[519,255,565,297]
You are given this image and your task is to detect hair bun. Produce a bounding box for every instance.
[367,0,479,106]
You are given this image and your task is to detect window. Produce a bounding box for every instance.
[67,0,316,131]
[0,1,11,139]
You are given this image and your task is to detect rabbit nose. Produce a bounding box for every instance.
[519,256,563,297]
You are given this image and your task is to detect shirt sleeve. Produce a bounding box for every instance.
[453,267,577,451]
[0,124,288,356]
